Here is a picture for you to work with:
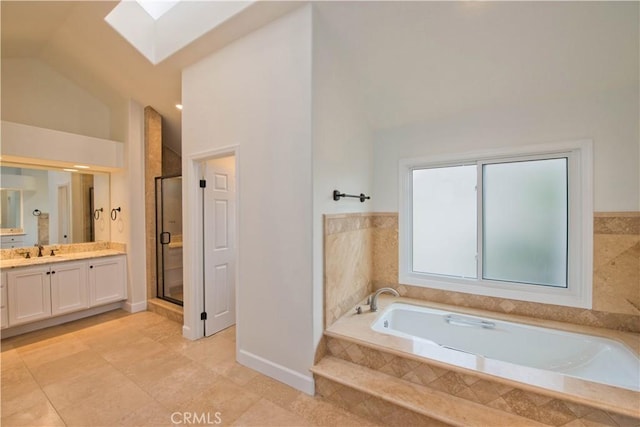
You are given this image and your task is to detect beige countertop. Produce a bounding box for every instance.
[0,249,125,269]
[326,295,640,419]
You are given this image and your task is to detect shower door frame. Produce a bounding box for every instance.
[155,174,184,306]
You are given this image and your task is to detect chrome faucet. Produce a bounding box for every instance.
[369,287,399,312]
[35,244,44,257]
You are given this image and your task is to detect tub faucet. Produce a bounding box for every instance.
[369,287,399,312]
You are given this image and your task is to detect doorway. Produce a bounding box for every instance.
[156,175,184,305]
[57,184,70,244]
[202,155,236,336]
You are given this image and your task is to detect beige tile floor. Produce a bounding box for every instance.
[1,310,381,427]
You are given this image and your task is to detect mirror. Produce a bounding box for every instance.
[0,165,110,248]
[0,189,23,230]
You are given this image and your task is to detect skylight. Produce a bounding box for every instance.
[135,0,181,20]
[105,0,254,65]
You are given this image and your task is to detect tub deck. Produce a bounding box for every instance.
[325,295,640,419]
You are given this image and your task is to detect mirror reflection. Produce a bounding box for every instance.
[0,189,23,230]
[0,165,110,248]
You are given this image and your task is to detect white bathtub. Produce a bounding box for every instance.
[372,303,640,392]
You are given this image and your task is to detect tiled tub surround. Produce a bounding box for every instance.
[0,241,126,269]
[324,212,640,332]
[324,214,376,328]
[323,295,640,425]
[321,212,639,425]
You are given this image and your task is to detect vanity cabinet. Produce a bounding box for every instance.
[1,272,8,329]
[50,261,89,316]
[1,235,25,249]
[7,265,52,326]
[4,254,126,328]
[88,256,126,306]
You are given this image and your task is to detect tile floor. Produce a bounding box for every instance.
[1,310,381,426]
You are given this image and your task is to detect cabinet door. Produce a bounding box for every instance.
[89,256,127,306]
[7,266,52,326]
[1,272,8,329]
[50,261,89,316]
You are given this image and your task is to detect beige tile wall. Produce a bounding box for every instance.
[325,212,640,332]
[144,107,163,300]
[324,214,375,328]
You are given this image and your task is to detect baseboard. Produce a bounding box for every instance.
[182,324,198,340]
[237,349,315,395]
[1,302,124,339]
[123,300,147,313]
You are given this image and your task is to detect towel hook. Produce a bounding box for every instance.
[94,208,104,220]
[110,207,121,221]
[32,209,42,216]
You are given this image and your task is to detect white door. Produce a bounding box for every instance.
[89,256,127,306]
[203,156,236,336]
[57,185,70,244]
[7,266,52,326]
[51,261,89,315]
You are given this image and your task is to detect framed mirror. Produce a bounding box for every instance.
[0,164,110,248]
[0,189,23,230]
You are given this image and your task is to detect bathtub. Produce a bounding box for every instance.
[372,302,640,392]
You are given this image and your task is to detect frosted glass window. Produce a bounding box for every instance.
[412,166,477,278]
[482,159,568,287]
[400,141,592,309]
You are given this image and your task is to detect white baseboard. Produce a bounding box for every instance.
[123,300,147,313]
[1,302,124,339]
[237,349,315,395]
[182,325,198,340]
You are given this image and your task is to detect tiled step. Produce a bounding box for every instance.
[311,356,548,427]
[147,298,183,323]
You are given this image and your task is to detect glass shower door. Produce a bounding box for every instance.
[155,175,183,305]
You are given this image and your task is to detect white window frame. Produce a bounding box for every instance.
[399,140,593,309]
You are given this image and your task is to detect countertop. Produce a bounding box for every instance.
[0,249,126,269]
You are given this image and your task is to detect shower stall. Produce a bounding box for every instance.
[155,175,183,305]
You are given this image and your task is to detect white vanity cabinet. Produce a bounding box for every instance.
[7,265,52,326]
[50,261,89,316]
[1,235,25,249]
[3,254,126,328]
[88,256,127,306]
[1,272,8,329]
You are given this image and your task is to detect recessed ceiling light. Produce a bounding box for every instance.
[73,165,90,169]
[176,104,183,110]
[63,169,78,172]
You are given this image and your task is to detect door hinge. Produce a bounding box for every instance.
[199,179,206,188]
[200,312,207,320]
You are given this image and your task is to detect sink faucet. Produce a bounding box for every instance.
[35,244,44,257]
[369,287,399,312]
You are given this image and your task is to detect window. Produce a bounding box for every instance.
[399,141,593,308]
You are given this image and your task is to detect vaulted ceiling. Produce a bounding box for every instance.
[1,1,300,153]
[2,2,637,154]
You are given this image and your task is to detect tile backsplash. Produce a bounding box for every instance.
[324,212,640,332]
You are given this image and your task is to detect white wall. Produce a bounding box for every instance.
[93,174,110,242]
[182,6,314,393]
[20,169,49,246]
[47,171,72,244]
[374,87,639,213]
[311,9,374,345]
[1,58,111,140]
[110,99,147,313]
